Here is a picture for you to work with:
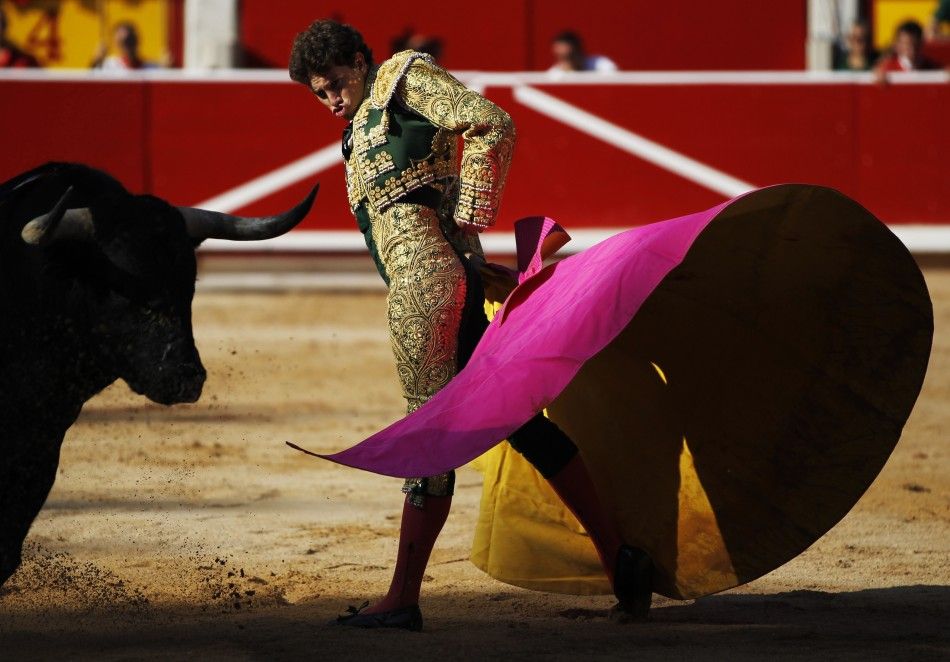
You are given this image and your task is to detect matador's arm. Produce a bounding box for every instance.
[394,58,516,230]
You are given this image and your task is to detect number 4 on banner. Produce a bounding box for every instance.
[25,8,61,63]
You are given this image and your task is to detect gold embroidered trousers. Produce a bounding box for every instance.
[373,202,469,414]
[370,202,479,503]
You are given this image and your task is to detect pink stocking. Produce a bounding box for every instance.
[362,494,451,614]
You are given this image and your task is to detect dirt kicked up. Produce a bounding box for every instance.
[0,271,947,660]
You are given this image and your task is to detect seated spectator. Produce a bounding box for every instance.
[875,20,941,74]
[549,31,617,73]
[390,28,443,62]
[0,8,39,68]
[91,22,158,70]
[834,21,878,71]
[928,0,950,40]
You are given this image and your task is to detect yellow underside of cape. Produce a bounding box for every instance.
[469,296,738,598]
[469,413,739,597]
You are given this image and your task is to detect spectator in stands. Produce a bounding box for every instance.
[548,31,617,74]
[390,28,443,62]
[834,21,878,71]
[874,19,941,77]
[0,7,39,68]
[91,21,158,70]
[927,0,950,40]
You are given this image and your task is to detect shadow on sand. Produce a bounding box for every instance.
[0,585,946,660]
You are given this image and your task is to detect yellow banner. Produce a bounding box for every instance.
[874,0,939,49]
[1,0,168,69]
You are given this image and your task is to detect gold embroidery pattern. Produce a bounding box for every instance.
[378,201,473,504]
[396,57,516,228]
[345,158,365,211]
[351,107,389,155]
[362,151,396,180]
[371,51,434,110]
[369,155,455,212]
[366,113,389,149]
[371,202,467,415]
[344,53,504,504]
[457,153,498,225]
[345,98,373,210]
[346,51,514,226]
[438,200,486,261]
[401,473,455,507]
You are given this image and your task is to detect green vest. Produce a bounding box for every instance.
[345,76,457,284]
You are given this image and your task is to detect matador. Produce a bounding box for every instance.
[290,20,652,630]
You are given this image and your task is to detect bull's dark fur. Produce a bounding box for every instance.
[0,163,207,586]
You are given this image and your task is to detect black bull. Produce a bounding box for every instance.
[0,163,317,586]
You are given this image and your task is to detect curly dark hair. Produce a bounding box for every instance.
[552,30,584,50]
[289,19,374,85]
[895,19,924,42]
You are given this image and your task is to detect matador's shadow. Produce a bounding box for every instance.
[2,585,945,657]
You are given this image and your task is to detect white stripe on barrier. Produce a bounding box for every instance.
[4,68,946,254]
[200,226,950,255]
[513,85,755,197]
[198,230,616,253]
[891,226,950,252]
[196,271,386,292]
[469,70,950,86]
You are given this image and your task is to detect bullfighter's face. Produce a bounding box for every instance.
[308,52,368,121]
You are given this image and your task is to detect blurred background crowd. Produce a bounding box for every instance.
[1,0,949,76]
[1,0,945,233]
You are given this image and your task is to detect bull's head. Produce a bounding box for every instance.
[17,171,317,406]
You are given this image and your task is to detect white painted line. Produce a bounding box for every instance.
[199,229,621,254]
[192,142,342,212]
[195,271,385,291]
[196,325,389,343]
[514,85,755,198]
[201,230,368,252]
[194,223,950,292]
[199,226,950,255]
[469,70,950,86]
[890,225,950,252]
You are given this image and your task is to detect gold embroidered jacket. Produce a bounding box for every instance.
[344,50,516,230]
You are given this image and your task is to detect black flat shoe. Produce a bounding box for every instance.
[333,601,424,632]
[612,545,653,620]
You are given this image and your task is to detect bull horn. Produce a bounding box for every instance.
[21,186,95,246]
[179,184,319,241]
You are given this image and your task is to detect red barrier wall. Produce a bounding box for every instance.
[499,83,857,227]
[1,81,149,191]
[240,1,529,71]
[239,0,806,71]
[2,75,947,232]
[526,1,807,71]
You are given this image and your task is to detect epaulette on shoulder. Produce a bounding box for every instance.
[370,50,434,110]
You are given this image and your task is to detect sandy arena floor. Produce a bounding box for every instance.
[0,267,947,661]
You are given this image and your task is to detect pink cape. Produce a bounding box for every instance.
[310,195,729,477]
[297,183,931,481]
[289,184,932,599]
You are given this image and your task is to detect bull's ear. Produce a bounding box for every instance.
[21,186,95,246]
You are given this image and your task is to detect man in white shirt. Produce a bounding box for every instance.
[549,30,618,74]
